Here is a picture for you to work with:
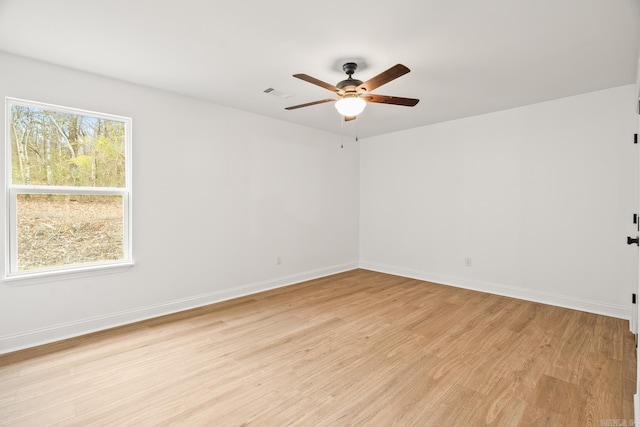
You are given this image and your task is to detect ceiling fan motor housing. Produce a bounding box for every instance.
[337,78,363,91]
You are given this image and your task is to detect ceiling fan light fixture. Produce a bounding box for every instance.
[335,96,366,117]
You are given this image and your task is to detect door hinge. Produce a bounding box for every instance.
[633,293,637,304]
[627,236,639,246]
[635,133,638,144]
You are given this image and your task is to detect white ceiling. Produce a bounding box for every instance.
[0,0,639,139]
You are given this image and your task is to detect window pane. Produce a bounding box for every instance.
[10,105,126,187]
[16,194,124,272]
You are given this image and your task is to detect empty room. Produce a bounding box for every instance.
[1,0,639,425]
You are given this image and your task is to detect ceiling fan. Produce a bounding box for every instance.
[285,62,420,121]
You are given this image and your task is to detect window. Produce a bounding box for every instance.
[5,98,132,279]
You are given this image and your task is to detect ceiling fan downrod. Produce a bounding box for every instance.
[337,62,363,90]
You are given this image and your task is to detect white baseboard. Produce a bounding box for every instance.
[635,394,639,427]
[2,261,630,355]
[359,261,631,321]
[0,262,358,355]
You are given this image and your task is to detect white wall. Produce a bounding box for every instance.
[0,52,360,353]
[360,85,638,319]
[1,51,636,354]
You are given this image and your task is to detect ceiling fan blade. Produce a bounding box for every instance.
[293,74,342,93]
[344,115,357,122]
[357,64,411,93]
[285,98,337,110]
[363,94,420,107]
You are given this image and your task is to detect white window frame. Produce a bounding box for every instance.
[4,97,133,282]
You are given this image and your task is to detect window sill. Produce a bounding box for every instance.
[3,261,135,286]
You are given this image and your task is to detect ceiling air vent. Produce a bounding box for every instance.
[263,87,293,99]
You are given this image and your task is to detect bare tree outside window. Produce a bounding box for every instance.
[6,99,132,277]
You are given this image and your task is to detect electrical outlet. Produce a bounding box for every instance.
[276,256,282,265]
[465,258,472,267]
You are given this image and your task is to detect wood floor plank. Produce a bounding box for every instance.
[0,269,635,426]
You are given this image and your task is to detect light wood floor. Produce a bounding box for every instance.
[0,269,636,426]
